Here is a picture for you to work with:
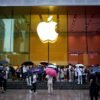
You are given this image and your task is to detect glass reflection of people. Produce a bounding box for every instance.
[89,70,100,100]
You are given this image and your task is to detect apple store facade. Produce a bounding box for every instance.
[0,5,100,66]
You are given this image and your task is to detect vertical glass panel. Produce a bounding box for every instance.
[87,13,100,53]
[0,7,12,52]
[49,15,68,65]
[0,7,30,65]
[87,7,100,65]
[68,33,86,53]
[30,13,68,65]
[9,54,29,65]
[88,54,100,65]
[0,19,5,52]
[68,53,78,64]
[68,11,86,64]
[30,14,48,64]
[88,34,100,52]
[3,19,14,52]
[13,7,30,53]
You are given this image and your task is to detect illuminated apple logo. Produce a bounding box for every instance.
[37,16,58,43]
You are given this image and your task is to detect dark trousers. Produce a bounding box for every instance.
[3,79,7,91]
[31,83,37,92]
[89,87,99,100]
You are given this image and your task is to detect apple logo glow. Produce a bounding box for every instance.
[37,17,58,43]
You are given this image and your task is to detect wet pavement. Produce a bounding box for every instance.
[0,89,95,100]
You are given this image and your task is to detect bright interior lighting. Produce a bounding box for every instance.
[37,16,58,43]
[47,15,53,22]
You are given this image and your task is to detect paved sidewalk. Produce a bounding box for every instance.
[0,89,95,100]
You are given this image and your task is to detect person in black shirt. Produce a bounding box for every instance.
[0,69,7,93]
[89,70,100,100]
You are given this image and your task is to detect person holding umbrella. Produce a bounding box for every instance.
[45,64,58,95]
[46,74,53,95]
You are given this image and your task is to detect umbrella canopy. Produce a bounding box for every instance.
[22,61,34,66]
[45,67,57,77]
[47,64,58,73]
[91,67,100,73]
[75,64,84,68]
[40,61,48,66]
[47,64,57,68]
[0,66,3,70]
[0,60,8,65]
[32,67,43,74]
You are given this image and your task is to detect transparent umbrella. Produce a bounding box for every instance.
[75,64,84,68]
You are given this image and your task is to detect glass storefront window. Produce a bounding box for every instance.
[3,19,14,52]
[0,7,30,65]
[0,6,100,66]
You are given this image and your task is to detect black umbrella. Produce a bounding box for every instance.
[40,61,48,66]
[22,61,34,66]
[0,60,8,65]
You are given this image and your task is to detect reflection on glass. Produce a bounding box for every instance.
[3,19,14,52]
[14,18,30,53]
[0,19,5,52]
[20,30,26,52]
[0,7,100,65]
[0,8,30,65]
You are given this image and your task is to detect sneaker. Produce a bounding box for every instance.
[29,90,32,94]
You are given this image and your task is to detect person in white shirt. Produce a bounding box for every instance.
[22,65,27,80]
[46,75,53,95]
[77,67,82,84]
[5,65,10,79]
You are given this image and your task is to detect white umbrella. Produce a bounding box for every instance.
[75,64,84,68]
[47,64,57,68]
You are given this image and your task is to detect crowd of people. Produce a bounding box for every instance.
[0,63,100,83]
[15,63,99,85]
[0,62,100,99]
